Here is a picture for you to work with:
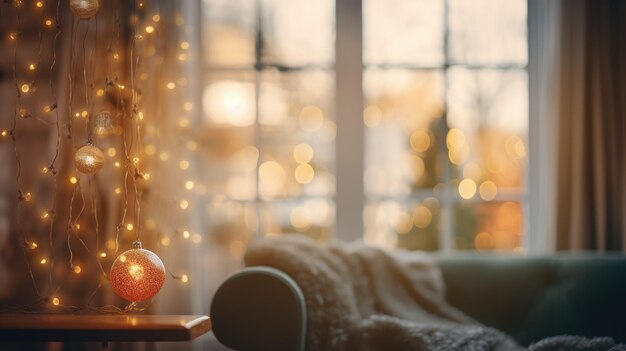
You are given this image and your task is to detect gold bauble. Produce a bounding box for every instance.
[109,242,166,302]
[69,0,100,19]
[74,145,105,175]
[94,110,115,137]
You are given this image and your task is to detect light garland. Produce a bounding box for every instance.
[1,0,196,313]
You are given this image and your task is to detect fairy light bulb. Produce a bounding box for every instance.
[69,0,100,19]
[75,145,105,175]
[109,241,166,302]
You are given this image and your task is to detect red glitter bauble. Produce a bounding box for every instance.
[109,242,165,302]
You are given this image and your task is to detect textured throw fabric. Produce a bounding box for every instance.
[244,235,625,351]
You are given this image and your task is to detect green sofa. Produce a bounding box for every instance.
[210,254,626,350]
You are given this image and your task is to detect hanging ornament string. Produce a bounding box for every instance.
[130,0,143,243]
[82,20,91,142]
[65,16,80,289]
[44,0,64,299]
[9,1,44,300]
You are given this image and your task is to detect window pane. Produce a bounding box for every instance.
[365,199,440,251]
[364,0,444,66]
[447,68,527,192]
[454,201,524,252]
[448,0,527,65]
[261,0,334,66]
[203,70,256,127]
[204,200,257,260]
[364,69,445,196]
[202,0,256,67]
[259,199,335,241]
[200,71,257,199]
[259,69,335,200]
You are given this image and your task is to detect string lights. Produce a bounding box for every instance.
[1,0,196,313]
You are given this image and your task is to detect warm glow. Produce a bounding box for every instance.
[185,181,194,190]
[99,252,107,258]
[393,212,413,234]
[293,143,314,164]
[412,206,432,228]
[410,130,432,153]
[474,232,494,251]
[295,164,315,184]
[160,236,171,246]
[69,176,78,184]
[363,105,382,127]
[458,178,477,199]
[28,63,36,71]
[479,180,498,201]
[290,207,311,231]
[126,223,134,231]
[192,234,202,244]
[180,200,189,209]
[179,160,190,170]
[145,25,155,34]
[181,274,189,283]
[182,230,190,239]
[40,258,47,264]
[299,105,324,131]
[446,128,466,148]
[128,264,145,281]
[73,265,82,274]
[21,84,30,93]
[107,147,116,157]
[52,297,60,306]
[203,81,255,127]
[186,141,198,151]
[145,144,156,156]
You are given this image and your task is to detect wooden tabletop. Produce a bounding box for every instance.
[0,314,211,342]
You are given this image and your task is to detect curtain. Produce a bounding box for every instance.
[555,0,626,251]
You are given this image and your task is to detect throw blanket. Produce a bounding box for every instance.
[244,235,625,351]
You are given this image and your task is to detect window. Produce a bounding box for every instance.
[200,0,336,257]
[198,0,528,255]
[362,0,528,251]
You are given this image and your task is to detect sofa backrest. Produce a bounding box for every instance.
[436,254,626,346]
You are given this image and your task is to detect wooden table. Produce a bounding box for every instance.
[0,314,211,346]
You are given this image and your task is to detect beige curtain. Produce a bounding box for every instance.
[555,0,626,251]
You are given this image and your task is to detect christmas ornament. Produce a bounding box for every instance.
[109,241,166,302]
[94,110,115,137]
[69,0,100,19]
[74,144,105,175]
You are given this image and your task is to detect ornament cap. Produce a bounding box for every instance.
[132,241,142,249]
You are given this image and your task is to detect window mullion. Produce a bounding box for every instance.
[336,0,365,242]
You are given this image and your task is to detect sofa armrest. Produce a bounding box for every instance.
[210,266,307,351]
